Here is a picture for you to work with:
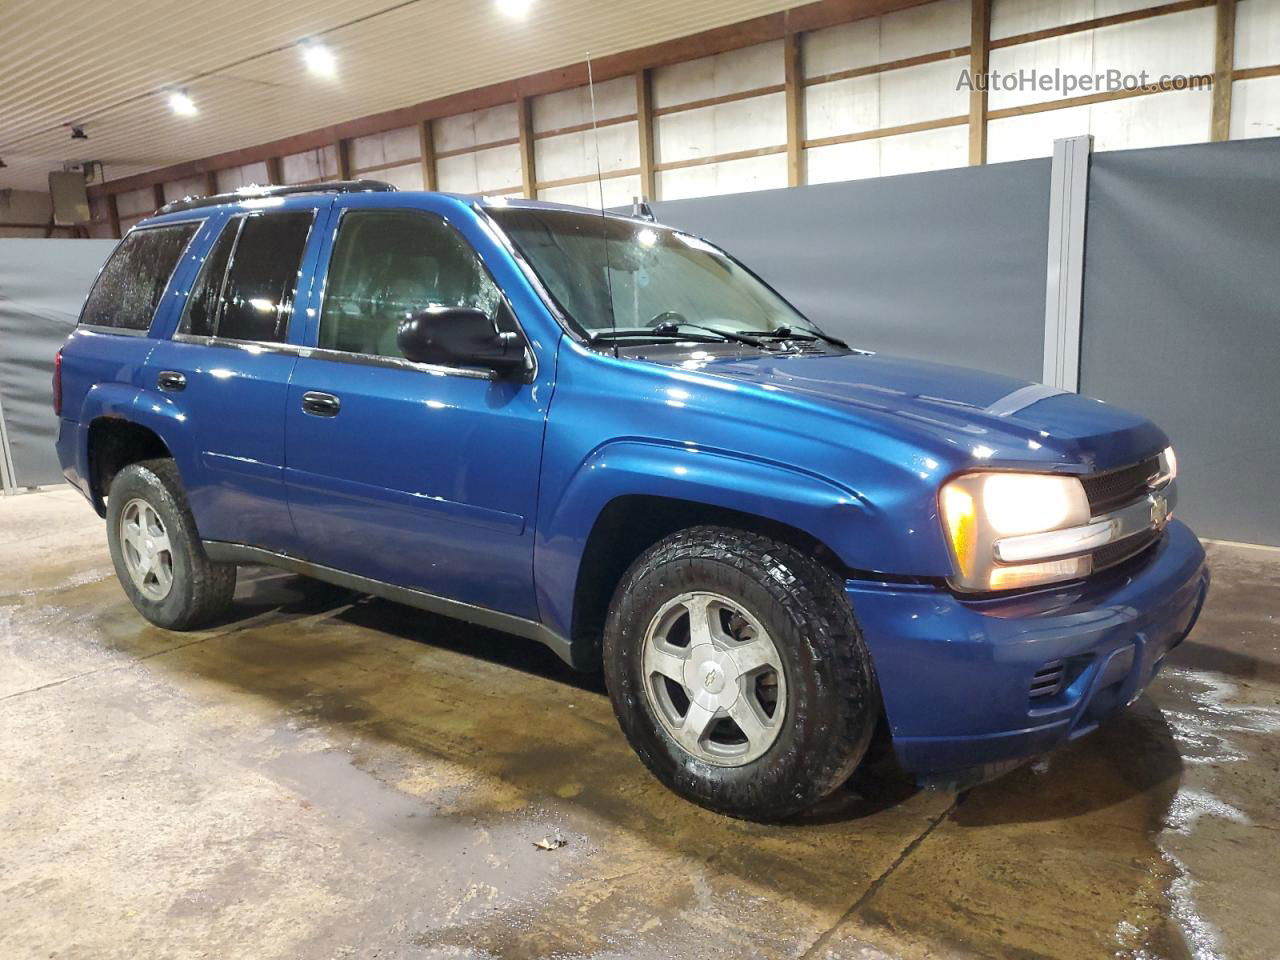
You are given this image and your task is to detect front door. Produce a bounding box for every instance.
[283,205,549,620]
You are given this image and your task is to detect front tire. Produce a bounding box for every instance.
[603,526,879,821]
[105,458,236,630]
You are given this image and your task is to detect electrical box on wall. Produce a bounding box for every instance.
[48,170,90,225]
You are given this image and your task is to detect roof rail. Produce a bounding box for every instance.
[157,179,397,215]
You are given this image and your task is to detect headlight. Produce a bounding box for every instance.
[939,472,1092,592]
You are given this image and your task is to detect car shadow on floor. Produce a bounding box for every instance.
[211,567,1185,830]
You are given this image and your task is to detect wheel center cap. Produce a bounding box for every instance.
[684,644,739,710]
[701,662,726,694]
[144,539,155,554]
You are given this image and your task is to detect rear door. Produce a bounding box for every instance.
[144,202,328,552]
[283,200,550,620]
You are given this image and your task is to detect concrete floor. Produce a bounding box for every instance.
[2,488,1278,960]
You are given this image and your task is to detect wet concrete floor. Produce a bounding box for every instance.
[2,487,1278,959]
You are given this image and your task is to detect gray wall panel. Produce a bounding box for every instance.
[647,159,1053,382]
[0,239,116,488]
[1080,137,1280,546]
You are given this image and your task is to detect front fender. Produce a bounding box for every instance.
[534,439,886,640]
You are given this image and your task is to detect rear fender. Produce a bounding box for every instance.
[80,383,200,507]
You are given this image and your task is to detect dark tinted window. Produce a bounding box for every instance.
[215,212,314,343]
[80,222,199,330]
[179,218,238,337]
[319,210,503,358]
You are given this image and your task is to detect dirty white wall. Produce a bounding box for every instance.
[0,190,55,237]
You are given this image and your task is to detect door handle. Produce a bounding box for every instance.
[301,391,341,417]
[157,371,186,392]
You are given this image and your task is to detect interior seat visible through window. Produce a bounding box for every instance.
[319,209,505,360]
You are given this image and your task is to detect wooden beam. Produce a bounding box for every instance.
[107,194,121,239]
[265,155,283,185]
[433,137,521,161]
[636,70,656,200]
[335,140,351,180]
[784,31,805,187]
[805,45,969,86]
[517,97,537,199]
[534,113,637,140]
[804,114,967,149]
[654,144,787,172]
[88,0,938,199]
[652,84,786,118]
[968,0,991,165]
[1233,63,1280,81]
[152,183,166,212]
[419,121,437,191]
[986,75,1214,120]
[990,0,1212,49]
[535,167,643,191]
[1211,0,1237,141]
[203,171,218,196]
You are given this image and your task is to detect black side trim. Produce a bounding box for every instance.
[202,541,580,668]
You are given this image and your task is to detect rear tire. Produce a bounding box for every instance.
[105,458,236,630]
[603,525,879,821]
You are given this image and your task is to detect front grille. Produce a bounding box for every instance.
[1081,455,1160,514]
[1093,528,1161,572]
[1030,661,1065,698]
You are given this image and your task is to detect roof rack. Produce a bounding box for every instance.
[157,179,397,215]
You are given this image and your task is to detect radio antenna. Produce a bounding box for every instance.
[586,53,619,358]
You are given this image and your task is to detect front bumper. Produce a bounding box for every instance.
[848,519,1209,775]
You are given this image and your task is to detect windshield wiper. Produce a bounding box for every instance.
[743,325,850,349]
[590,328,727,345]
[652,321,763,347]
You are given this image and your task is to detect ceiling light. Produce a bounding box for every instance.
[496,0,534,17]
[168,91,197,117]
[301,42,337,77]
[70,126,88,140]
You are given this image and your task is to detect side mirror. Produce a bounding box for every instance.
[397,306,525,375]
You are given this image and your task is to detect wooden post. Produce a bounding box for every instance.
[636,70,656,200]
[204,171,218,197]
[107,194,121,239]
[968,0,991,165]
[517,97,536,199]
[419,120,437,191]
[336,140,351,180]
[265,156,283,185]
[784,31,805,187]
[1211,0,1237,141]
[152,183,166,213]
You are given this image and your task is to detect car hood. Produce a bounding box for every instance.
[675,350,1167,472]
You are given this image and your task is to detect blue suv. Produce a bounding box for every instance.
[54,180,1209,821]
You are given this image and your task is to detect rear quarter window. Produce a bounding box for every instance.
[79,221,199,331]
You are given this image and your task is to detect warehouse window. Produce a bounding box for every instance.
[79,222,199,331]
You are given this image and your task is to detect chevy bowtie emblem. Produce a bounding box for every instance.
[1150,495,1169,528]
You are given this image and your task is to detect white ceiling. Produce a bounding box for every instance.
[0,0,802,192]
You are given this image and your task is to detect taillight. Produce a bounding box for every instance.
[52,350,63,417]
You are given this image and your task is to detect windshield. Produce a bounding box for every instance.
[486,207,820,339]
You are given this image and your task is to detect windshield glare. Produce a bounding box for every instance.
[486,207,817,338]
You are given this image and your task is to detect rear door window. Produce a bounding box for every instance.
[178,211,314,343]
[179,217,239,337]
[80,222,199,331]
